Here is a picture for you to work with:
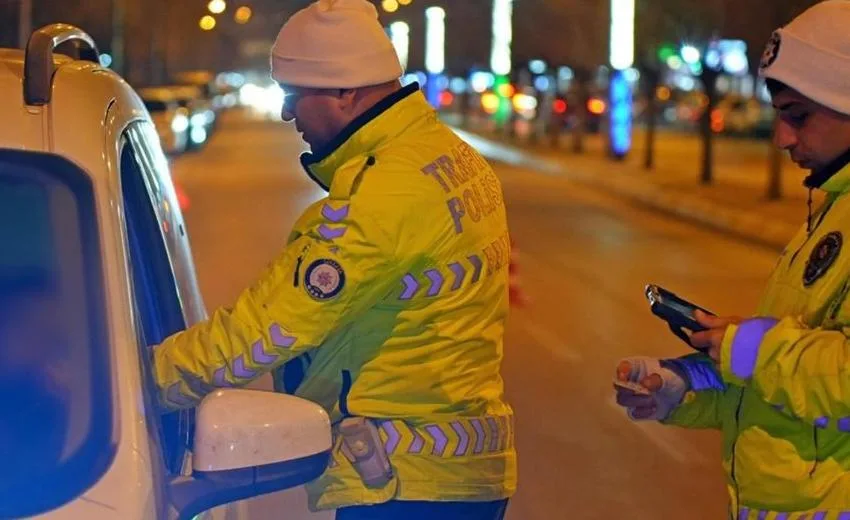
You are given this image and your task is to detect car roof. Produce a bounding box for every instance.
[0,40,150,185]
[0,49,66,149]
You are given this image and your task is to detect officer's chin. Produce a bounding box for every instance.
[306,136,333,155]
[300,133,315,151]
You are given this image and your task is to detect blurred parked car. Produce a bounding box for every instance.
[712,95,774,138]
[137,87,189,155]
[163,84,216,148]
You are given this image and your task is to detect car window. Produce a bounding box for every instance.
[0,150,114,517]
[144,100,168,112]
[127,122,206,324]
[119,129,193,475]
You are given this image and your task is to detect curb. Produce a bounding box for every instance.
[454,128,797,251]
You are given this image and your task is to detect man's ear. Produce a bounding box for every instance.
[339,89,358,111]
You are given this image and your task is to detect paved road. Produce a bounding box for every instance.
[172,110,779,519]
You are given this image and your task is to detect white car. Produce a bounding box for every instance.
[137,86,191,155]
[0,23,331,520]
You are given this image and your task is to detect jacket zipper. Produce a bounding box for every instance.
[788,195,835,267]
[732,192,838,514]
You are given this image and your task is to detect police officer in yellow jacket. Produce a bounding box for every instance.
[152,0,515,518]
[614,2,850,518]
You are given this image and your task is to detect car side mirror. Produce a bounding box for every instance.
[168,389,331,520]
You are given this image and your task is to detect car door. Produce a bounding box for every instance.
[118,126,193,509]
[120,121,245,519]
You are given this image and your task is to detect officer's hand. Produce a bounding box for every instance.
[614,357,688,421]
[689,310,742,363]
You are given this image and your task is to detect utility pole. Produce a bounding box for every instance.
[112,0,126,75]
[18,0,32,49]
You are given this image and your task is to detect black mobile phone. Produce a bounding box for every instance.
[645,284,715,347]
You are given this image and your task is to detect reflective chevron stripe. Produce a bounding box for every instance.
[399,253,488,300]
[736,508,850,519]
[322,203,349,222]
[373,415,514,458]
[187,322,297,391]
[165,382,194,407]
[326,415,514,470]
[315,203,350,242]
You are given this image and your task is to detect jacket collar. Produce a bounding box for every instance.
[805,147,850,193]
[299,83,426,191]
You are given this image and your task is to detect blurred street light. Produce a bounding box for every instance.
[666,55,683,70]
[424,6,446,108]
[681,44,701,65]
[208,0,226,15]
[382,0,399,13]
[490,0,513,75]
[491,0,514,126]
[425,7,445,75]
[200,15,217,31]
[657,43,676,63]
[235,6,252,24]
[496,83,515,98]
[389,22,410,71]
[609,0,634,70]
[481,93,500,114]
[399,0,412,4]
[609,0,635,160]
[529,59,546,75]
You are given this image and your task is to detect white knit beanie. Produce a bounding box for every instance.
[270,0,403,89]
[759,0,850,115]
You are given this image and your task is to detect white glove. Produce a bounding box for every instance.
[614,356,689,421]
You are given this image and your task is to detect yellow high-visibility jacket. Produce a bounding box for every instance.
[153,84,517,510]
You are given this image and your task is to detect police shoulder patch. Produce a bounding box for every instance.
[304,258,346,300]
[803,231,842,287]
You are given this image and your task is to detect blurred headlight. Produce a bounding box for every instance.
[191,114,207,127]
[172,114,189,133]
[191,126,207,144]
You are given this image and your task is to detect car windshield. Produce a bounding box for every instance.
[0,150,113,517]
[144,99,168,112]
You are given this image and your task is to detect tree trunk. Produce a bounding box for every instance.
[528,89,545,146]
[572,79,587,154]
[699,68,720,185]
[460,90,471,129]
[643,67,661,170]
[18,0,31,49]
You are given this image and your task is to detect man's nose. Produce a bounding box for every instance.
[281,106,295,122]
[773,118,797,150]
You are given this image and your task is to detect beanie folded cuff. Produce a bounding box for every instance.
[271,48,403,89]
[762,28,850,116]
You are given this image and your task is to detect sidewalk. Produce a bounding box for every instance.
[453,123,820,250]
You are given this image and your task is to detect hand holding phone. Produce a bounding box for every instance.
[645,284,715,348]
